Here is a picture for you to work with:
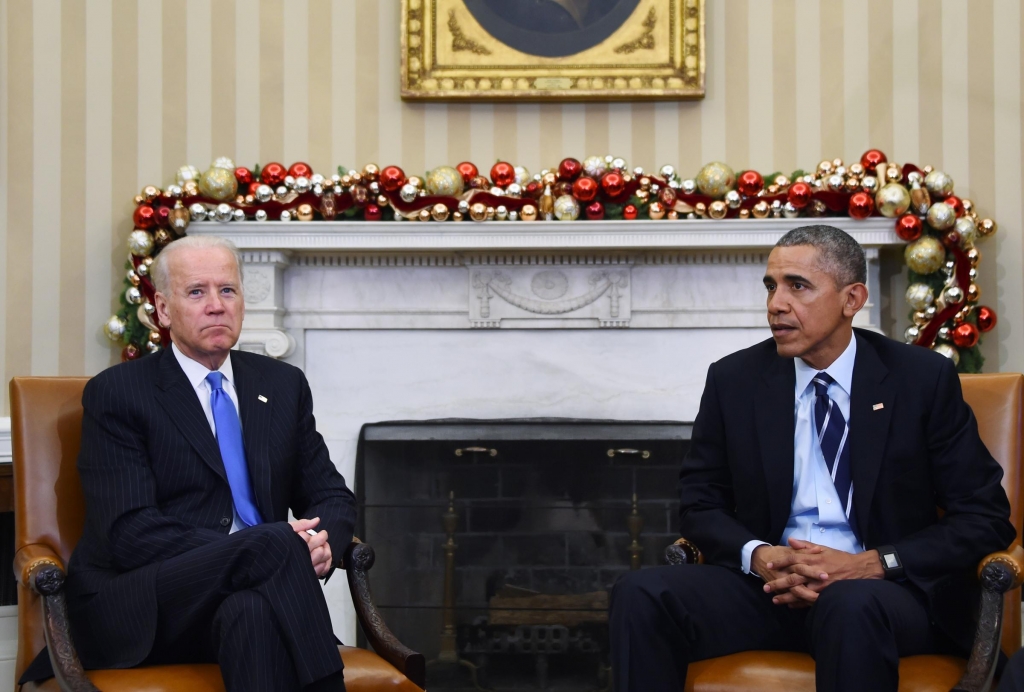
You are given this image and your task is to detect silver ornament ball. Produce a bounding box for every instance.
[255,209,268,221]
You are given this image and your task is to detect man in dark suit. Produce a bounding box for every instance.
[31,235,356,691]
[609,225,1015,691]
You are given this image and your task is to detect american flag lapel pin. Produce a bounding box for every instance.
[872,403,884,411]
[258,395,268,403]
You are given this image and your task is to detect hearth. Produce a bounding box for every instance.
[357,420,690,691]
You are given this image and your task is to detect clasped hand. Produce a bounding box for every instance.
[751,537,883,608]
[289,517,333,578]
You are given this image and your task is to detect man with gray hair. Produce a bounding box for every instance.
[22,235,356,691]
[610,225,1014,691]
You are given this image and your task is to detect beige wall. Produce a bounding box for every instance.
[0,0,1022,413]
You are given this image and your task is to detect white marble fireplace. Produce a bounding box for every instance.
[193,218,902,643]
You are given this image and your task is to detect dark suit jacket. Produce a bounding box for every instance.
[64,347,357,669]
[678,328,1016,649]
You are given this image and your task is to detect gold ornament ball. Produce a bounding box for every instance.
[648,202,665,220]
[142,185,161,202]
[469,202,488,222]
[932,342,960,366]
[695,202,707,217]
[861,176,879,194]
[817,160,834,176]
[133,194,145,206]
[198,166,238,201]
[978,218,997,236]
[968,283,981,302]
[912,310,930,327]
[127,230,155,257]
[296,203,315,221]
[514,166,532,185]
[148,331,162,345]
[175,165,201,186]
[418,209,432,222]
[431,203,450,222]
[553,195,581,221]
[751,200,770,219]
[486,206,496,221]
[875,183,911,218]
[904,236,946,275]
[924,170,954,197]
[905,283,935,311]
[884,165,902,183]
[127,269,141,287]
[182,180,200,197]
[966,247,981,266]
[708,201,728,219]
[738,209,751,219]
[960,198,974,215]
[452,211,464,222]
[925,202,955,231]
[153,229,173,246]
[104,315,128,342]
[406,175,422,189]
[667,210,679,220]
[695,162,736,199]
[425,166,464,197]
[362,163,379,180]
[520,204,538,221]
[954,217,978,247]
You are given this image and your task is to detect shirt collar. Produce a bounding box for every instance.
[794,332,857,398]
[172,342,235,390]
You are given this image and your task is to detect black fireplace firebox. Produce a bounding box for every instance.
[356,419,690,691]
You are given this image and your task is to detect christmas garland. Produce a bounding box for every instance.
[105,150,998,371]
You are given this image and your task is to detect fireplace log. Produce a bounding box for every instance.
[488,591,609,627]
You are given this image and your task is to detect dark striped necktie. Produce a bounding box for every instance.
[812,372,857,535]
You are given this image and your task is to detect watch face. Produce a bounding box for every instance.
[883,553,899,569]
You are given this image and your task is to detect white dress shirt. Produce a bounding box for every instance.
[172,343,245,533]
[741,334,864,574]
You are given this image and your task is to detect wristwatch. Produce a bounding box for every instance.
[876,545,905,580]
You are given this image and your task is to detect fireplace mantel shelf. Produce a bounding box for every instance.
[193,217,900,252]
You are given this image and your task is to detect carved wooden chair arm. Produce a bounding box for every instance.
[343,539,426,690]
[664,537,704,565]
[13,544,99,692]
[954,544,1024,692]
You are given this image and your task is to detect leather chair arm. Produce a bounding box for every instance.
[14,543,65,593]
[665,537,704,565]
[343,540,426,690]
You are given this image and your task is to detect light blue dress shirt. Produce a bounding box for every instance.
[741,334,864,574]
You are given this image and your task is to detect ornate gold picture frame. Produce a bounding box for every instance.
[401,0,705,101]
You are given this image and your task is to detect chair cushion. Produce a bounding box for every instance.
[685,651,966,692]
[20,646,422,692]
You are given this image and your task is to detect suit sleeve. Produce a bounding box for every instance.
[77,375,225,572]
[289,371,357,576]
[678,362,763,569]
[894,357,1016,588]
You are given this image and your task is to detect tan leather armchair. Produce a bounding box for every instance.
[10,376,425,692]
[666,372,1024,692]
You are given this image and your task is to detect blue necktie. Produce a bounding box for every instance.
[206,371,263,527]
[812,372,857,538]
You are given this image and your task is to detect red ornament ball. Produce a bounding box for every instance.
[364,203,383,221]
[456,162,478,184]
[737,170,764,197]
[585,201,605,220]
[133,204,158,230]
[848,191,875,219]
[379,165,406,192]
[952,322,980,349]
[288,162,313,179]
[787,182,812,209]
[261,162,286,186]
[860,149,887,172]
[976,306,997,332]
[121,344,142,361]
[234,167,253,187]
[942,230,962,248]
[558,158,582,181]
[248,181,262,197]
[524,181,543,199]
[623,204,638,220]
[469,175,490,190]
[155,206,171,227]
[490,161,515,187]
[572,176,598,202]
[601,171,625,198]
[944,195,964,217]
[555,181,573,198]
[895,214,923,242]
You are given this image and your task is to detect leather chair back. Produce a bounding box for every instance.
[960,373,1024,657]
[10,377,90,684]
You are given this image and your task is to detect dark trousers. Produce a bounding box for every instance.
[145,522,346,692]
[610,564,947,692]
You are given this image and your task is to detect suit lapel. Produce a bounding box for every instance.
[232,352,274,522]
[755,353,797,542]
[848,333,895,544]
[153,348,227,482]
